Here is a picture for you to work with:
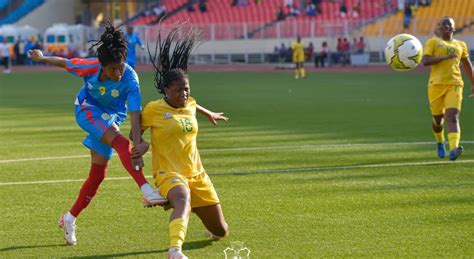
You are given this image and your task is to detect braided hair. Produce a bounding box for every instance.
[148,22,200,95]
[89,21,128,66]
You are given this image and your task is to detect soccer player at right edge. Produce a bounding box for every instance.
[422,16,474,161]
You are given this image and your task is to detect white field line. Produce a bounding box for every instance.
[1,159,473,186]
[1,141,473,164]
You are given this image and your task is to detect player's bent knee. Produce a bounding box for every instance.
[211,222,229,239]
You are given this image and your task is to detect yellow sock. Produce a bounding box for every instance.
[169,218,187,249]
[300,68,305,78]
[447,132,460,151]
[433,129,444,144]
[294,69,299,78]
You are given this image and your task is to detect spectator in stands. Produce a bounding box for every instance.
[340,37,350,66]
[314,41,328,68]
[276,6,286,21]
[351,38,358,53]
[420,0,431,6]
[339,2,348,18]
[231,0,238,6]
[278,43,287,62]
[352,1,361,18]
[356,36,366,54]
[403,3,412,29]
[152,3,166,17]
[306,4,317,17]
[397,0,404,10]
[14,38,26,65]
[311,0,322,14]
[289,4,300,16]
[271,46,279,63]
[0,38,11,73]
[238,0,248,6]
[125,26,145,69]
[199,0,207,12]
[187,0,195,12]
[334,37,342,64]
[305,42,314,61]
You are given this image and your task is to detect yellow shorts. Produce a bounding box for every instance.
[153,171,220,209]
[428,84,463,115]
[293,53,304,63]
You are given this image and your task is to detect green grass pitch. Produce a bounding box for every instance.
[1,70,473,257]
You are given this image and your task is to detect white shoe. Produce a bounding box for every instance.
[58,215,77,245]
[168,247,188,259]
[143,189,168,207]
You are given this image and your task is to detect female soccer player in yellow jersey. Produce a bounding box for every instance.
[291,35,306,79]
[422,16,474,161]
[132,25,229,259]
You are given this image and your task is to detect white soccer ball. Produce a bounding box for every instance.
[384,34,423,71]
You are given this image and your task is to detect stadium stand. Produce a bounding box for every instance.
[131,0,397,39]
[0,0,10,11]
[362,0,474,36]
[0,0,45,25]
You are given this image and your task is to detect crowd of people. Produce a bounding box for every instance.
[271,35,366,67]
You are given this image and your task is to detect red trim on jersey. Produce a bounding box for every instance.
[67,58,100,77]
[70,58,100,66]
[69,67,99,77]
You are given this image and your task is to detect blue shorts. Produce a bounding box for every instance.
[75,101,124,159]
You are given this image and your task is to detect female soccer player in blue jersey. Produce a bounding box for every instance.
[29,21,166,246]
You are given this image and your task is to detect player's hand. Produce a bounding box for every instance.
[206,112,229,125]
[132,142,149,158]
[28,49,44,62]
[131,156,144,171]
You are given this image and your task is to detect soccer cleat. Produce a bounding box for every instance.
[449,146,463,161]
[58,215,77,246]
[167,247,188,259]
[143,190,168,208]
[436,143,446,158]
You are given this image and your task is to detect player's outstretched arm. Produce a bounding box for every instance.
[422,54,457,66]
[196,104,229,125]
[129,111,147,170]
[28,49,67,68]
[460,58,474,98]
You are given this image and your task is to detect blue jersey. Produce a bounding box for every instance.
[66,58,142,121]
[126,32,143,63]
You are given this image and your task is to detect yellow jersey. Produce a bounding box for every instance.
[423,37,469,86]
[141,97,204,179]
[291,41,305,56]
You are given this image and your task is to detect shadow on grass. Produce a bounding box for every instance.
[70,239,213,258]
[0,244,64,252]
